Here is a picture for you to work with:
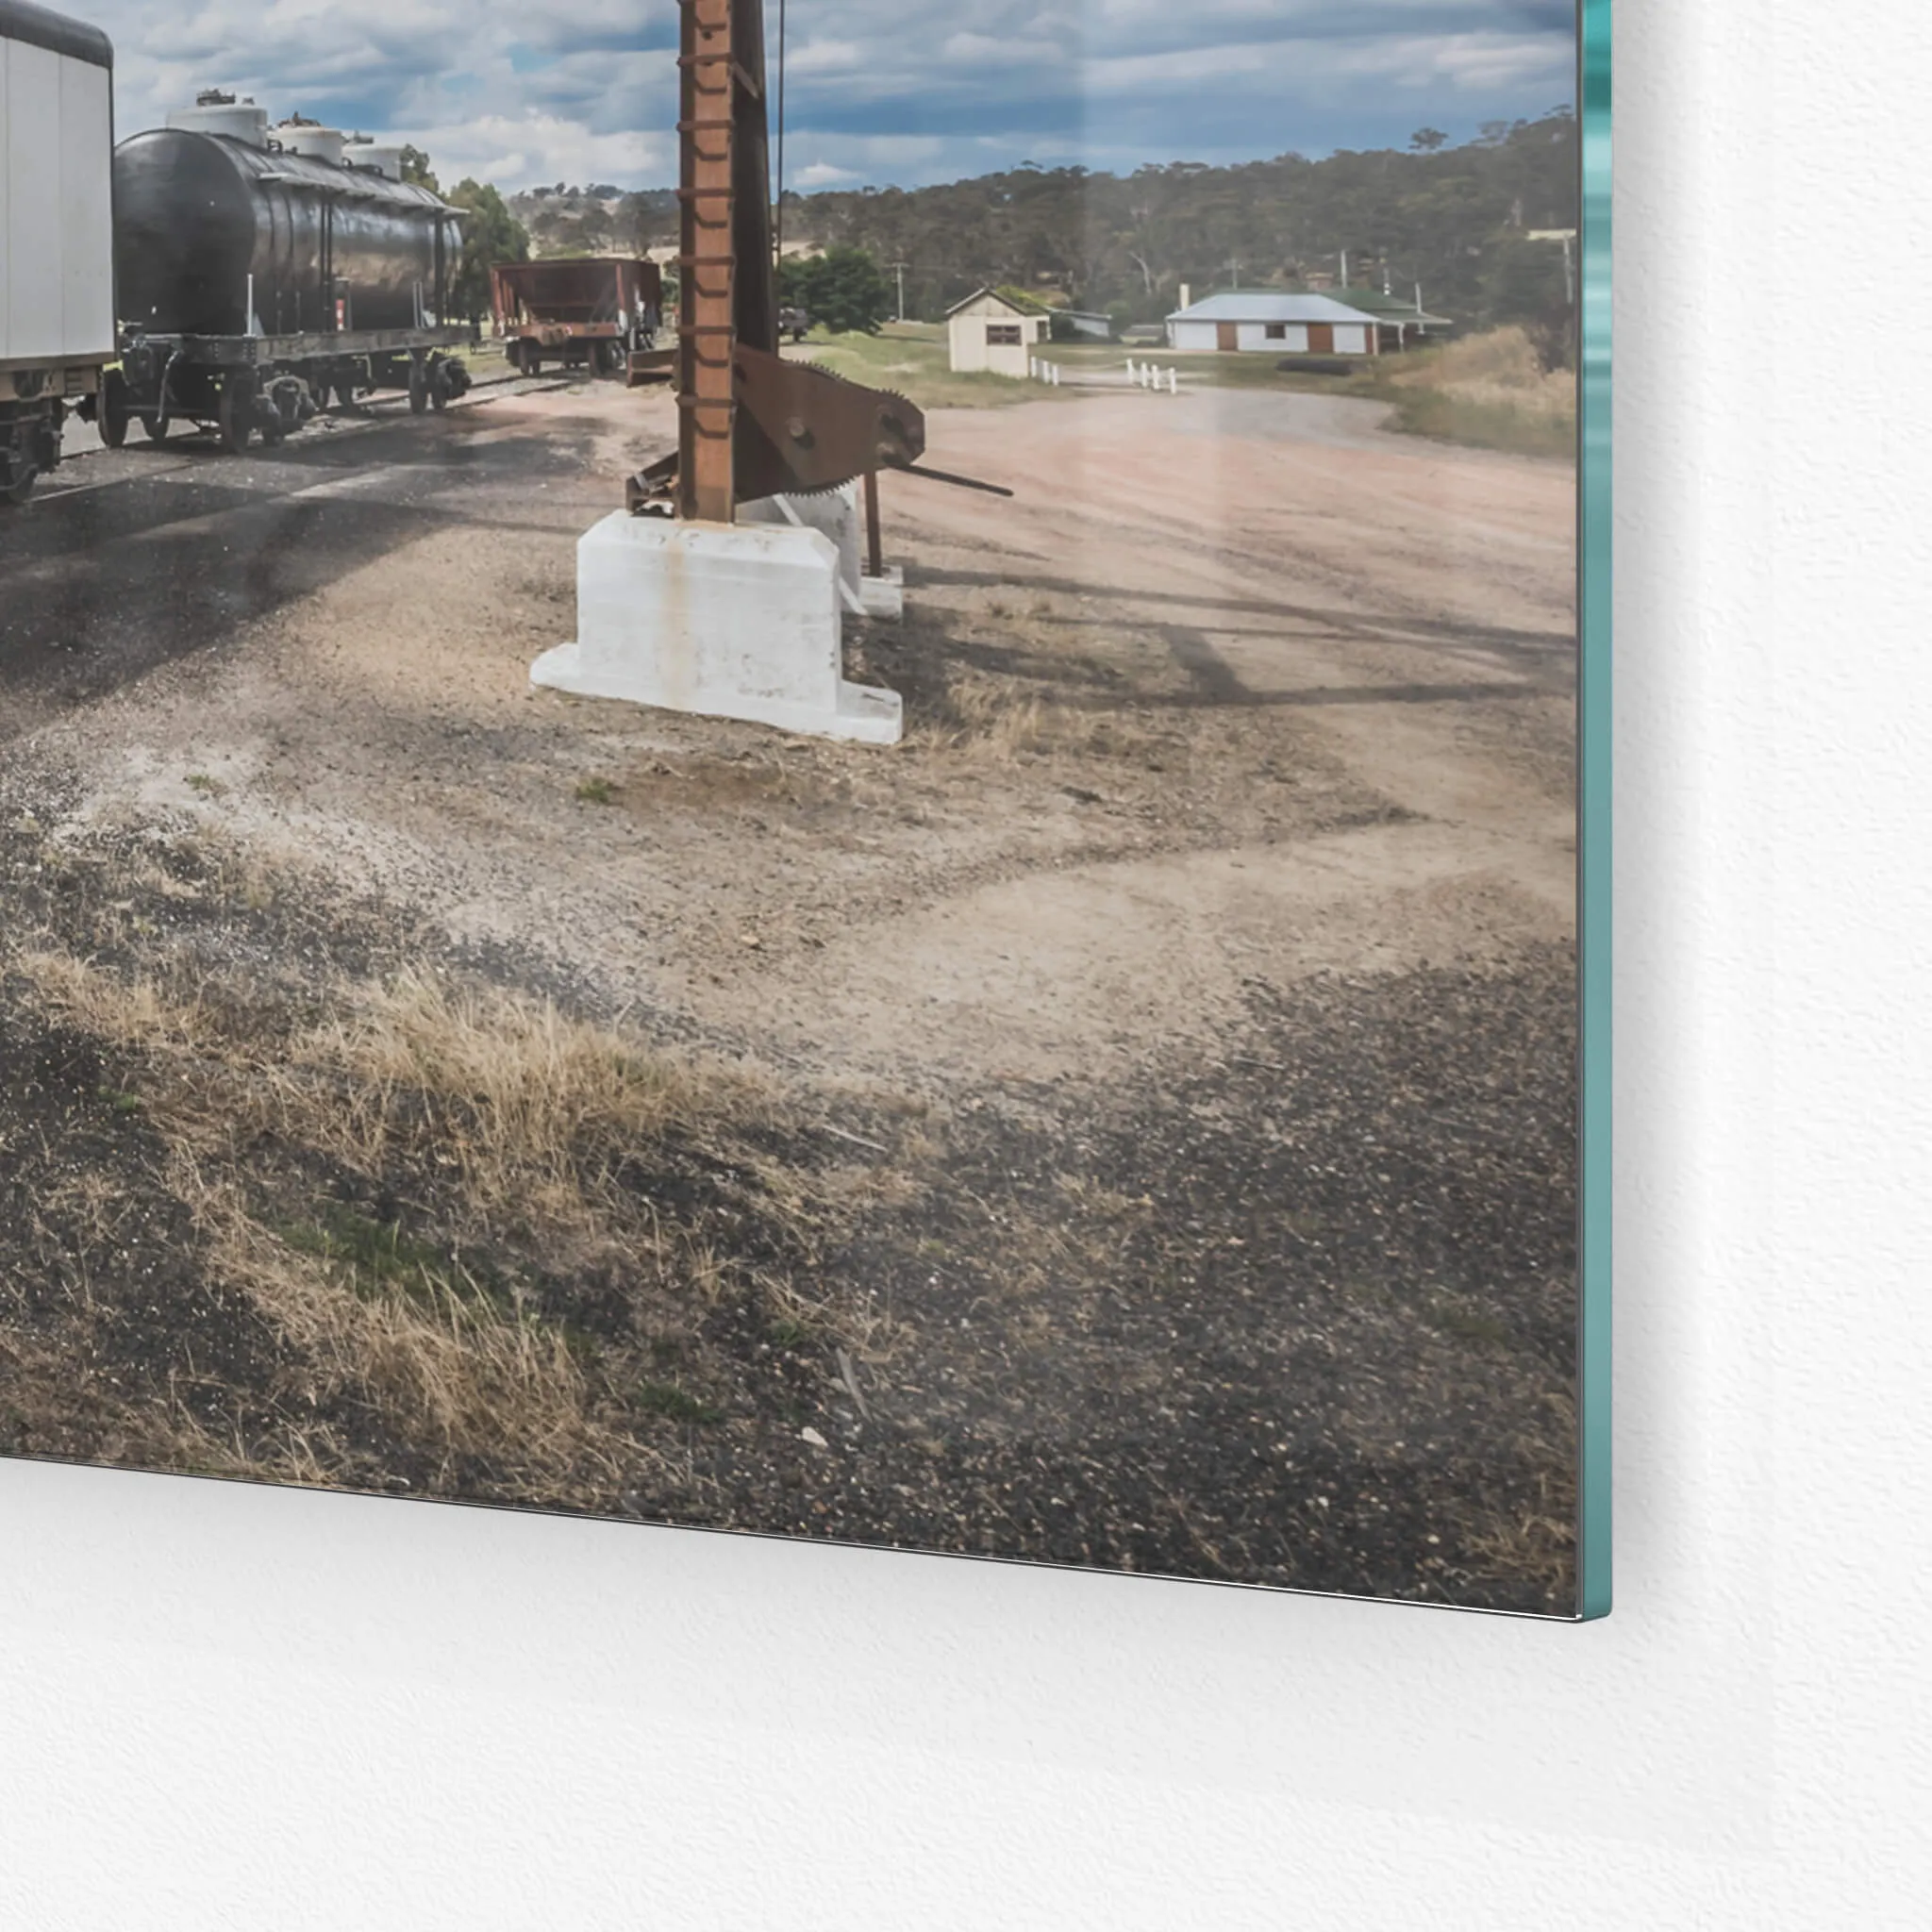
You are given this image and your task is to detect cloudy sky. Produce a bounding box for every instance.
[87,1,1575,192]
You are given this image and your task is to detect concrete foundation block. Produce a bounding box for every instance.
[741,484,862,598]
[858,565,906,621]
[741,484,908,622]
[532,512,902,744]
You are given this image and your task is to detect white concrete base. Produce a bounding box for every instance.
[858,565,905,621]
[532,511,903,744]
[741,484,907,622]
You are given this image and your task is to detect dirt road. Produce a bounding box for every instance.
[0,380,1579,1608]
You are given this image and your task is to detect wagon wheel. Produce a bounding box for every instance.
[99,370,131,450]
[408,358,429,414]
[217,377,255,454]
[0,457,36,506]
[429,358,452,411]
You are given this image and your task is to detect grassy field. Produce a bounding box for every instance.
[783,323,1069,409]
[786,321,1575,459]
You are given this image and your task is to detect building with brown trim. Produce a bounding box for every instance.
[1165,291,1386,356]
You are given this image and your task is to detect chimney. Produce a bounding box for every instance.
[1178,281,1191,311]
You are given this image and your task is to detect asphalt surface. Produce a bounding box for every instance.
[0,376,591,744]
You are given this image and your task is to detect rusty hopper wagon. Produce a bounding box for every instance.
[491,258,663,377]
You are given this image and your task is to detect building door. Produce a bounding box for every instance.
[1216,323,1238,352]
[1307,324,1334,353]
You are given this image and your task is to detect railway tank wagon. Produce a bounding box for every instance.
[106,97,472,451]
[0,0,115,505]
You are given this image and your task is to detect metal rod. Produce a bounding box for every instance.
[863,467,882,576]
[897,463,1014,498]
[774,0,785,271]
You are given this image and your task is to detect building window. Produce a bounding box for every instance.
[985,324,1023,345]
[1265,324,1287,340]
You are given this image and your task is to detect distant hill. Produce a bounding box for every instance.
[508,187,676,258]
[778,113,1579,358]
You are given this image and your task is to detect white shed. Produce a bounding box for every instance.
[0,0,115,375]
[946,288,1049,378]
[1166,291,1382,357]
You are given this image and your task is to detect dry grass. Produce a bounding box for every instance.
[285,968,780,1232]
[7,910,896,1506]
[908,673,1052,757]
[1384,325,1576,414]
[906,666,1175,766]
[1376,327,1576,459]
[174,1160,641,1504]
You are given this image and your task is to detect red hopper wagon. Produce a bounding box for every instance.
[489,257,663,378]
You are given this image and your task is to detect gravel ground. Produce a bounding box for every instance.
[0,381,1580,1610]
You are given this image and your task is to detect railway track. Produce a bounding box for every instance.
[34,369,582,500]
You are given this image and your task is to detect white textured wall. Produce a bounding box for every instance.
[6,4,1932,1923]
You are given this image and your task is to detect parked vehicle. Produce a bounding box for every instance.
[778,306,811,342]
[0,0,116,503]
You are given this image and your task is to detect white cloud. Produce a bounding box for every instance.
[83,0,1574,192]
[940,34,1068,69]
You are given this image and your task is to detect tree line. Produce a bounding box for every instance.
[405,110,1579,358]
[779,113,1581,360]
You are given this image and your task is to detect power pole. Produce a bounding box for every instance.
[890,259,908,322]
[1527,228,1578,306]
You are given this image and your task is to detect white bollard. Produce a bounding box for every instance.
[1125,357,1136,383]
[1168,366,1178,394]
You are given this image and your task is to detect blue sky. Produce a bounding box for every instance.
[87,2,1575,192]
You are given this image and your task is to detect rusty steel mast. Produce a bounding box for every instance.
[626,0,942,540]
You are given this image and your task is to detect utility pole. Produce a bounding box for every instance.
[1527,228,1578,306]
[1340,248,1348,288]
[890,260,908,322]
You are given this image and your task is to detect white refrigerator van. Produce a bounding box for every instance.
[1,0,113,504]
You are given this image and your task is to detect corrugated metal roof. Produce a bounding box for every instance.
[945,286,1046,318]
[1166,291,1380,325]
[1329,286,1456,325]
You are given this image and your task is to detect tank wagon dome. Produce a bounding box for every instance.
[276,114,345,165]
[0,0,112,66]
[343,135,407,182]
[167,88,268,145]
